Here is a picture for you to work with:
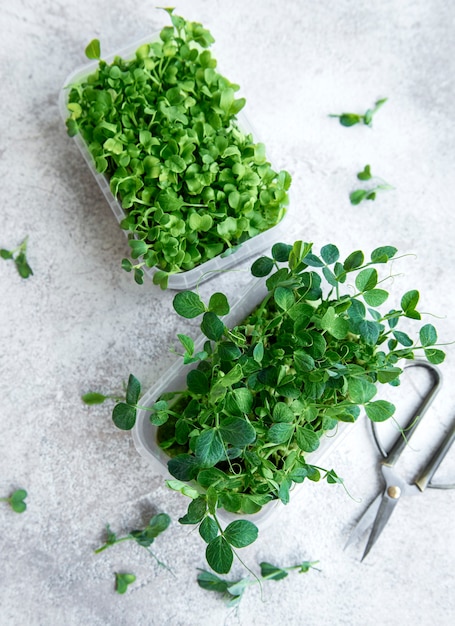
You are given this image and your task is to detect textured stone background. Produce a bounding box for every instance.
[1,1,454,624]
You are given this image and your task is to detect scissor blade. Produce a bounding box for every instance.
[344,494,382,550]
[361,492,400,561]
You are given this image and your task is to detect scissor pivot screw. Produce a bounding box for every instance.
[387,485,401,499]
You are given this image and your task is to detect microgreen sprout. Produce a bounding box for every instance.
[115,572,136,594]
[330,98,388,127]
[350,165,394,205]
[0,489,28,513]
[0,237,33,279]
[66,9,291,284]
[197,559,319,606]
[95,512,170,552]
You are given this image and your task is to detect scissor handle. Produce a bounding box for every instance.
[382,362,441,467]
[414,418,455,491]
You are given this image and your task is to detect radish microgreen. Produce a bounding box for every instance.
[0,237,33,279]
[115,572,136,594]
[0,489,27,513]
[330,98,388,127]
[66,9,291,284]
[350,165,394,205]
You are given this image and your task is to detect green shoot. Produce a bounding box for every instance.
[94,513,171,557]
[197,559,319,605]
[0,489,28,513]
[329,98,388,127]
[115,572,136,594]
[66,11,291,283]
[0,237,33,279]
[350,165,394,205]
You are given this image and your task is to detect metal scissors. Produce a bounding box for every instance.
[345,361,455,561]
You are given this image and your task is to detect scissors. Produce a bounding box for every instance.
[345,361,455,561]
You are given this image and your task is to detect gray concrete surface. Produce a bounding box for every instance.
[1,1,454,624]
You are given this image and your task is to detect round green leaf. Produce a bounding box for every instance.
[223,519,258,548]
[424,348,445,365]
[173,291,205,318]
[195,429,224,466]
[355,268,378,292]
[201,312,225,341]
[320,244,339,264]
[187,369,209,395]
[420,323,437,347]
[199,516,219,543]
[268,422,294,444]
[251,256,274,277]
[112,403,137,430]
[85,38,101,60]
[365,400,395,422]
[363,289,389,307]
[208,292,230,316]
[206,536,233,574]
[219,416,256,447]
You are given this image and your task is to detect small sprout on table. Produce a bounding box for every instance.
[115,572,136,594]
[350,165,394,205]
[95,513,171,570]
[330,98,388,127]
[197,559,319,605]
[0,489,27,513]
[0,237,33,279]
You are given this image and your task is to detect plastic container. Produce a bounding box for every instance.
[132,278,361,528]
[59,34,291,290]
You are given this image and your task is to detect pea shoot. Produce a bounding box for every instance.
[115,572,136,594]
[0,237,33,279]
[330,98,388,127]
[350,165,394,205]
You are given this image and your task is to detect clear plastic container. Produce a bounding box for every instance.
[59,35,291,290]
[132,277,361,528]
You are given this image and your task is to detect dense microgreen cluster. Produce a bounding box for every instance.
[115,572,136,594]
[0,237,33,279]
[330,98,387,127]
[0,489,28,513]
[109,239,445,568]
[350,165,393,205]
[65,9,290,286]
[197,559,318,606]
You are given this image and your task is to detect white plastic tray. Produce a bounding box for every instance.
[59,35,291,290]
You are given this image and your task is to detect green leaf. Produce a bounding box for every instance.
[350,189,370,205]
[348,378,377,404]
[178,333,194,356]
[112,402,136,430]
[81,392,108,405]
[206,536,234,574]
[320,307,349,339]
[357,165,372,181]
[167,454,200,481]
[0,249,13,259]
[337,113,362,127]
[359,320,381,346]
[363,289,389,307]
[199,517,219,543]
[128,239,148,259]
[197,569,229,593]
[115,572,136,594]
[173,291,206,318]
[365,400,395,422]
[268,422,294,444]
[165,479,200,500]
[296,427,320,452]
[424,348,445,365]
[419,324,437,347]
[179,496,207,524]
[401,290,419,314]
[85,38,101,60]
[370,246,397,263]
[343,250,364,271]
[187,369,209,395]
[201,312,225,341]
[274,287,295,311]
[9,489,27,513]
[272,402,295,423]
[224,520,258,548]
[271,243,292,262]
[208,293,230,316]
[355,268,378,292]
[320,244,340,264]
[219,416,256,447]
[393,330,413,347]
[125,374,141,405]
[251,256,274,277]
[195,429,225,466]
[260,562,288,581]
